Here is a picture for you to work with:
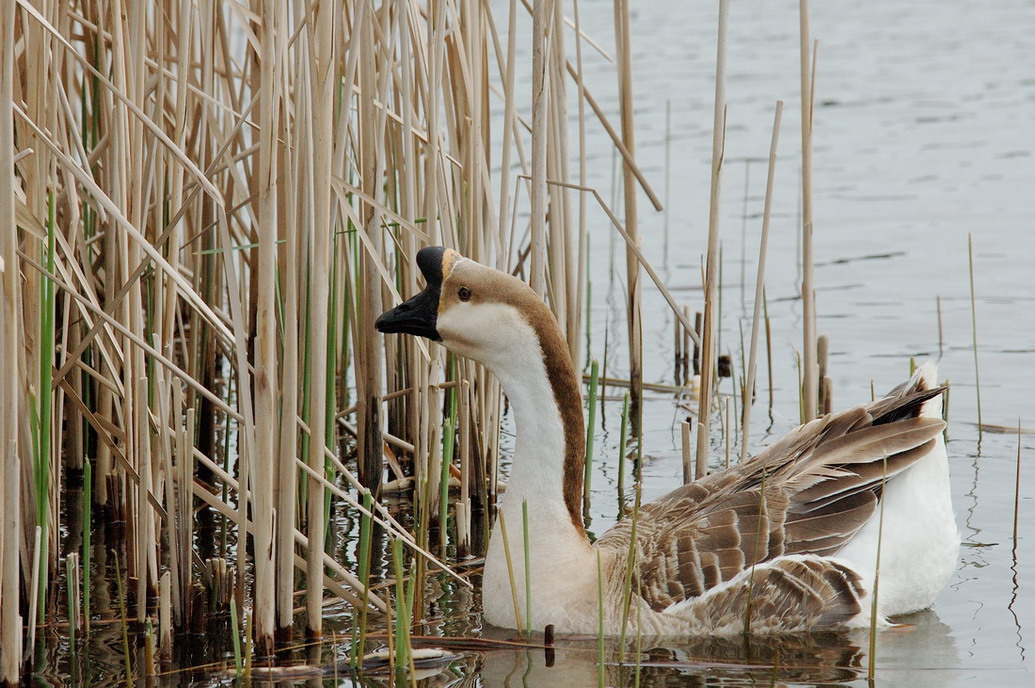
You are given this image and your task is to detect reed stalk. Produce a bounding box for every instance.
[681,420,694,484]
[82,460,91,634]
[696,0,730,476]
[523,500,533,637]
[614,0,643,424]
[968,234,982,431]
[868,455,889,680]
[114,551,132,684]
[573,0,589,368]
[597,550,606,688]
[496,510,525,635]
[0,13,19,679]
[35,191,56,629]
[1014,421,1022,547]
[305,0,337,639]
[617,391,631,509]
[230,597,242,679]
[392,539,411,674]
[799,0,819,421]
[741,101,784,462]
[530,0,549,296]
[585,360,600,518]
[28,526,41,656]
[66,555,77,657]
[439,417,455,555]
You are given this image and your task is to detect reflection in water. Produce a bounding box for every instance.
[474,609,960,688]
[478,632,866,687]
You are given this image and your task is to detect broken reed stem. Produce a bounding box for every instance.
[742,101,783,463]
[799,0,819,422]
[696,0,730,479]
[681,420,693,484]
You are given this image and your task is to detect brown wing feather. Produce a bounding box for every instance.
[671,556,867,633]
[596,377,945,613]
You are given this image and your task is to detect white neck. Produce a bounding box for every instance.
[476,316,594,630]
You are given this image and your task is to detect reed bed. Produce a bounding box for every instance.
[0,0,670,681]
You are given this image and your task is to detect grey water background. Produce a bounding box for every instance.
[562,0,1034,685]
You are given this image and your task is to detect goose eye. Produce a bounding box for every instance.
[458,286,472,302]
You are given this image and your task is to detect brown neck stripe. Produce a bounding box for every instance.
[525,308,586,536]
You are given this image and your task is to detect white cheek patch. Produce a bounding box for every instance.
[437,302,541,370]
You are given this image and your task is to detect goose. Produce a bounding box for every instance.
[375,246,960,635]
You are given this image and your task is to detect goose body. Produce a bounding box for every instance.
[376,247,960,635]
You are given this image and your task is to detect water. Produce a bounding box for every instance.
[47,0,1034,685]
[572,1,1034,685]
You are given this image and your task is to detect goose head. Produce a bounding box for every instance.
[377,247,588,536]
[375,246,568,375]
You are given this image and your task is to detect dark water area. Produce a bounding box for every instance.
[39,0,1034,685]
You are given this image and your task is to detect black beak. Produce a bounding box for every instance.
[375,287,441,340]
[375,246,447,341]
